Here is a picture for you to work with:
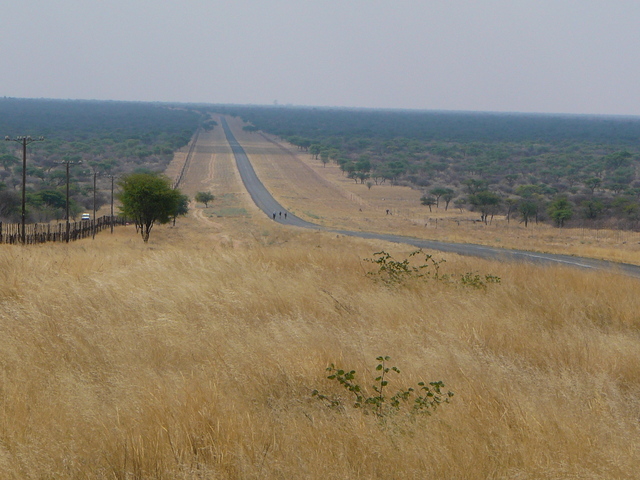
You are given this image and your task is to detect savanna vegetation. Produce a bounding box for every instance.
[2,101,640,478]
[218,105,640,230]
[0,98,204,223]
[0,219,638,479]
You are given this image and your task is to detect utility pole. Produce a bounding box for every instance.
[55,159,82,243]
[4,135,44,244]
[92,170,98,239]
[107,175,116,234]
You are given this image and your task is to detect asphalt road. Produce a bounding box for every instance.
[220,118,640,279]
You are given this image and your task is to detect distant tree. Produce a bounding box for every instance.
[504,197,518,223]
[355,156,371,174]
[604,151,632,171]
[429,187,451,208]
[581,198,604,220]
[195,191,215,207]
[0,154,19,172]
[309,144,322,159]
[504,174,519,186]
[37,189,67,210]
[515,184,542,198]
[518,200,538,227]
[462,178,488,195]
[0,189,20,221]
[584,177,602,194]
[442,190,456,210]
[420,195,437,212]
[118,173,183,243]
[454,198,466,213]
[468,190,501,224]
[547,196,573,227]
[173,194,190,225]
[320,150,330,167]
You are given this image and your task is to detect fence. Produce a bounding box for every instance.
[172,128,201,189]
[0,215,128,245]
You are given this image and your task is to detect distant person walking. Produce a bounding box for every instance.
[272,212,276,219]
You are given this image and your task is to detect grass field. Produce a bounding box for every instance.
[0,117,639,479]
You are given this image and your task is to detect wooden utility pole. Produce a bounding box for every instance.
[4,135,44,244]
[55,159,82,243]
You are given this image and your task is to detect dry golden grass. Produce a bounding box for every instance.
[0,217,639,479]
[1,116,639,479]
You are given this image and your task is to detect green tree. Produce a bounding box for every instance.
[442,191,456,210]
[118,173,183,243]
[420,195,436,212]
[430,187,452,208]
[468,190,501,224]
[581,198,604,220]
[547,196,573,227]
[320,149,330,167]
[504,197,518,223]
[462,178,488,195]
[37,189,67,210]
[0,189,20,221]
[518,200,538,227]
[604,151,632,171]
[195,191,215,207]
[0,154,19,172]
[584,177,602,194]
[172,194,190,225]
[309,144,322,159]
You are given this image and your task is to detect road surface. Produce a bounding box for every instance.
[220,118,640,279]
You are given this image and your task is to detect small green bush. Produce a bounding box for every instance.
[312,356,453,419]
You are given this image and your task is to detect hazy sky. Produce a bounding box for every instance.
[2,0,639,116]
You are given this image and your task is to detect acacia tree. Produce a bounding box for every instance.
[442,189,456,210]
[429,187,451,208]
[518,199,538,227]
[420,195,436,212]
[118,173,183,243]
[547,195,573,227]
[468,190,501,224]
[195,191,214,207]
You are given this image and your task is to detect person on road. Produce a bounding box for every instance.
[272,212,276,219]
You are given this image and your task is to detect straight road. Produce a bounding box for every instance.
[220,118,640,279]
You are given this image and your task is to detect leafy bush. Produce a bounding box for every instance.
[365,250,500,289]
[312,356,453,419]
[365,250,445,285]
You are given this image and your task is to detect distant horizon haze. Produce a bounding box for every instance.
[1,1,639,117]
[5,96,640,121]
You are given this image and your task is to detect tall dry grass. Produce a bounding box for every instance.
[0,220,639,479]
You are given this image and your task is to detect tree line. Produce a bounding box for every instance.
[0,98,205,224]
[219,105,640,229]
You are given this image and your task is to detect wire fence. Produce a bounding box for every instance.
[0,215,128,245]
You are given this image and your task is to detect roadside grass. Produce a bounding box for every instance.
[209,206,250,217]
[0,219,639,478]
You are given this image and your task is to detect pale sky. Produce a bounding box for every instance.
[1,0,639,116]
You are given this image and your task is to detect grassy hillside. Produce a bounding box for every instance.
[1,217,638,479]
